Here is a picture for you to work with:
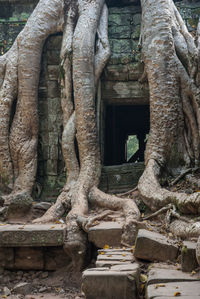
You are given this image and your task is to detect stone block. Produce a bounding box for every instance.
[44,247,70,271]
[14,247,44,270]
[0,224,65,247]
[96,248,135,267]
[88,221,122,248]
[47,65,59,81]
[82,263,139,299]
[134,229,179,262]
[147,267,200,285]
[103,64,129,81]
[181,241,199,272]
[110,39,132,55]
[13,282,32,295]
[146,281,200,299]
[109,13,132,26]
[102,80,149,105]
[46,35,62,50]
[47,80,60,98]
[0,247,14,269]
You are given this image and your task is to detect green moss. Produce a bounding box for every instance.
[182,245,188,254]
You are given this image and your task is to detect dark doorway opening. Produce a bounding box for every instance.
[104,105,150,166]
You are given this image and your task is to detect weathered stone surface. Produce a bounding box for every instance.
[147,267,200,285]
[102,81,149,104]
[134,229,179,262]
[14,247,44,270]
[33,202,52,210]
[44,247,70,271]
[82,263,139,299]
[181,241,199,272]
[88,222,122,248]
[13,282,32,295]
[6,192,33,219]
[146,281,200,299]
[0,247,14,269]
[100,163,145,193]
[0,224,65,247]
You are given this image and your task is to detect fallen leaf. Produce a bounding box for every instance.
[122,253,126,257]
[103,244,109,249]
[50,226,55,229]
[140,274,147,283]
[154,284,166,289]
[99,252,105,255]
[191,270,196,275]
[174,291,181,296]
[0,223,7,226]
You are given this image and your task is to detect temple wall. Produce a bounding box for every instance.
[0,0,199,199]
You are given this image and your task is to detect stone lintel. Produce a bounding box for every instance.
[0,224,65,247]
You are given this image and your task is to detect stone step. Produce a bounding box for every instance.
[181,241,199,272]
[147,267,200,285]
[134,229,179,262]
[82,263,140,299]
[82,247,139,299]
[0,224,65,247]
[88,221,123,248]
[146,281,200,299]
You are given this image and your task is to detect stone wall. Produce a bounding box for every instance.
[0,0,199,200]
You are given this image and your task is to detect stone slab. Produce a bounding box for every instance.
[146,281,200,299]
[82,262,139,299]
[88,222,122,248]
[0,224,65,247]
[181,241,199,272]
[134,229,179,262]
[147,268,200,285]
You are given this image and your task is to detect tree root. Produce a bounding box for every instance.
[138,159,200,214]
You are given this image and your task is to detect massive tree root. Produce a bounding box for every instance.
[137,0,200,262]
[0,0,140,268]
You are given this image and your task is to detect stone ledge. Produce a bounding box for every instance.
[0,224,65,247]
[88,222,123,248]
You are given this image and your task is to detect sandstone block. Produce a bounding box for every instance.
[14,247,44,270]
[181,241,199,272]
[88,222,122,248]
[146,281,200,299]
[82,263,139,299]
[0,224,64,247]
[134,229,179,262]
[147,267,200,285]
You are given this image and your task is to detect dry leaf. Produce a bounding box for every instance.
[174,291,181,296]
[140,274,147,283]
[50,226,55,229]
[103,244,109,249]
[99,251,105,255]
[122,253,126,257]
[154,284,166,289]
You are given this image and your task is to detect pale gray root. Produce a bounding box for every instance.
[138,0,200,218]
[169,220,200,239]
[1,0,64,205]
[89,186,141,245]
[0,42,18,190]
[169,219,200,266]
[94,4,111,86]
[63,0,106,269]
[138,159,200,214]
[33,4,79,223]
[77,210,115,231]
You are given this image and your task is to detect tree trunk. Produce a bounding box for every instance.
[1,0,200,267]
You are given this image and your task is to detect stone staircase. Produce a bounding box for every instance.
[0,222,200,298]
